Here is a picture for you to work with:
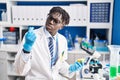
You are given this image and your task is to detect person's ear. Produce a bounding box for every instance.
[62,22,66,26]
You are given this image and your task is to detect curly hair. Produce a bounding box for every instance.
[48,7,70,25]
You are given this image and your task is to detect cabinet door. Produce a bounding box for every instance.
[0,59,7,80]
[12,6,52,25]
[0,51,7,80]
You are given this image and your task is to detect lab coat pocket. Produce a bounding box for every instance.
[55,56,64,70]
[52,66,60,80]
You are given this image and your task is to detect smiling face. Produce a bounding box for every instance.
[45,12,64,36]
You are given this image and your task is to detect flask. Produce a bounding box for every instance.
[81,37,86,49]
[1,10,7,21]
[68,33,73,50]
[94,34,99,47]
[108,45,120,80]
[74,35,80,50]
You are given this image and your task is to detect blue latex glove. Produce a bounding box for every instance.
[0,38,7,41]
[69,61,83,73]
[23,27,36,52]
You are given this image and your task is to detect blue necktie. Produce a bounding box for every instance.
[48,37,54,67]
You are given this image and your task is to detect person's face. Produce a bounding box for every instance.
[45,12,64,36]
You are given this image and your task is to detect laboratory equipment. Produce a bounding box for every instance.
[87,0,114,45]
[2,27,20,45]
[81,38,94,55]
[79,42,103,79]
[94,40,107,47]
[65,30,73,51]
[79,51,102,79]
[74,35,80,50]
[0,37,6,48]
[1,9,7,21]
[0,38,6,42]
[108,45,120,80]
[3,31,17,44]
[94,40,109,52]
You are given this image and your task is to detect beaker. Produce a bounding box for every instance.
[108,45,120,80]
[118,50,120,75]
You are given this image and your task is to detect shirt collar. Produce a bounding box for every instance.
[44,27,58,41]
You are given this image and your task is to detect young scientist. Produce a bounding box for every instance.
[14,7,83,80]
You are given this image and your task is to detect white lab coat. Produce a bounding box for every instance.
[14,27,74,80]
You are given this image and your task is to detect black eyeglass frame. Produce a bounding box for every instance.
[47,14,63,25]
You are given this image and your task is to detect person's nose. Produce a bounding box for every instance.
[49,20,54,25]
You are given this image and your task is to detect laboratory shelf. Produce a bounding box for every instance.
[0,45,19,52]
[0,22,8,24]
[0,1,7,3]
[7,58,15,61]
[0,0,113,80]
[68,49,86,54]
[10,0,87,2]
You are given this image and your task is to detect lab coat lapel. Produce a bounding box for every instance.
[39,27,51,59]
[57,34,64,60]
[54,35,63,68]
[43,30,50,58]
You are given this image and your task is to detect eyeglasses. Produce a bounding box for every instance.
[47,15,63,25]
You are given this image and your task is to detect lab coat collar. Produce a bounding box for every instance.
[44,27,58,41]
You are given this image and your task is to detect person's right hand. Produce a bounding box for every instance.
[23,27,36,52]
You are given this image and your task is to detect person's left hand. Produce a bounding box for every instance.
[69,60,84,73]
[116,76,120,80]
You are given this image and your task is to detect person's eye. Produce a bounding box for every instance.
[49,16,53,20]
[53,19,59,23]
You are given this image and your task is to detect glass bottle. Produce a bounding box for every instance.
[65,30,73,51]
[1,10,7,21]
[74,35,80,50]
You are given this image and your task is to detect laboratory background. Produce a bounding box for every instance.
[0,0,120,80]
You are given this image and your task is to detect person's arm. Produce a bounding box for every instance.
[14,27,36,75]
[59,61,75,79]
[59,59,83,79]
[14,47,32,75]
[58,38,75,78]
[58,37,83,79]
